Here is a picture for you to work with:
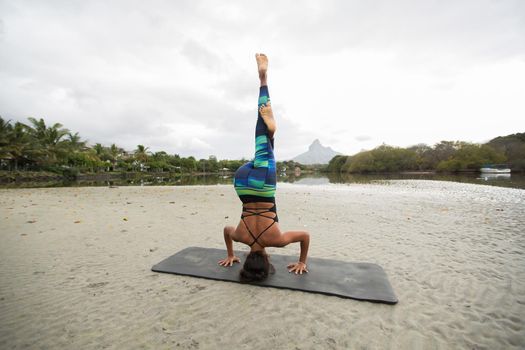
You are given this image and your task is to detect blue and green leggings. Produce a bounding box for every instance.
[234,85,276,203]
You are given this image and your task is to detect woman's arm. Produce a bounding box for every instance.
[277,231,310,274]
[218,226,241,267]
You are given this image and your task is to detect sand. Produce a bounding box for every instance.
[0,181,524,349]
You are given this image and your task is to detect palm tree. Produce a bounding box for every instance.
[93,143,104,156]
[0,116,13,162]
[26,117,70,166]
[133,144,151,172]
[66,132,87,152]
[108,143,124,170]
[46,125,70,162]
[4,122,35,171]
[134,144,150,163]
[152,151,168,160]
[27,117,47,141]
[93,143,119,171]
[109,144,121,159]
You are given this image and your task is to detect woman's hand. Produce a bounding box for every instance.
[218,256,240,267]
[287,261,308,274]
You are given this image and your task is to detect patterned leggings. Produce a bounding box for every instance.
[233,85,276,202]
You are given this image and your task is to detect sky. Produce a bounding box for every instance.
[1,0,524,160]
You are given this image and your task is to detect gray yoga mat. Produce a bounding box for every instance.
[152,247,398,304]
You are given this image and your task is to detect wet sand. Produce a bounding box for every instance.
[0,181,524,349]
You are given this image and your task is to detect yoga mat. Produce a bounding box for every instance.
[152,247,398,304]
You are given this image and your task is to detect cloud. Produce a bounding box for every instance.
[1,0,524,159]
[181,40,224,72]
[355,135,372,142]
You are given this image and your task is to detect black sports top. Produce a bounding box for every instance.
[241,202,279,247]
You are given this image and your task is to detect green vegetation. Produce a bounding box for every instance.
[0,116,308,180]
[326,135,524,174]
[276,160,306,175]
[486,133,525,171]
[0,116,245,178]
[2,116,522,179]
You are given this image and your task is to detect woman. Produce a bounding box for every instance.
[218,53,310,281]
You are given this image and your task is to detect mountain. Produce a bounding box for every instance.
[292,139,342,165]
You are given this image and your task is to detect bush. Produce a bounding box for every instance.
[61,166,79,179]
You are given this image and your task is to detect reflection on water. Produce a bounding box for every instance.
[0,174,234,189]
[1,172,524,190]
[478,173,511,180]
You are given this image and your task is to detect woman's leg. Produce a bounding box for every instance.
[233,54,276,198]
[256,53,276,139]
[254,85,273,168]
[243,85,276,191]
[253,54,276,190]
[254,53,276,168]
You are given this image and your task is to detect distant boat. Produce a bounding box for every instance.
[480,164,511,173]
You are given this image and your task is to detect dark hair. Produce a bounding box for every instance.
[239,251,272,282]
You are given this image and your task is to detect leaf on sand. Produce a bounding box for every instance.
[123,218,128,221]
[74,220,81,223]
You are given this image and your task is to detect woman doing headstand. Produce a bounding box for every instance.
[219,53,310,281]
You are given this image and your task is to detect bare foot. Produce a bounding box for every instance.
[255,53,268,82]
[259,102,276,138]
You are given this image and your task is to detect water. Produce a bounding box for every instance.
[1,172,524,190]
[295,172,525,190]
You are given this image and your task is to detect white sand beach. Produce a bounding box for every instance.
[0,181,524,349]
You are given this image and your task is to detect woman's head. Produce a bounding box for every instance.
[239,250,271,282]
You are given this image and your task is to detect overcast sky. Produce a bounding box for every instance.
[1,0,524,160]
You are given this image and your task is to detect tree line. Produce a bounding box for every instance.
[326,134,525,173]
[0,116,304,177]
[0,116,247,175]
[3,116,521,177]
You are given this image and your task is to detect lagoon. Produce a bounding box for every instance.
[1,172,524,190]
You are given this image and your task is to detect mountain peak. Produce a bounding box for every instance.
[309,139,322,150]
[293,139,341,165]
